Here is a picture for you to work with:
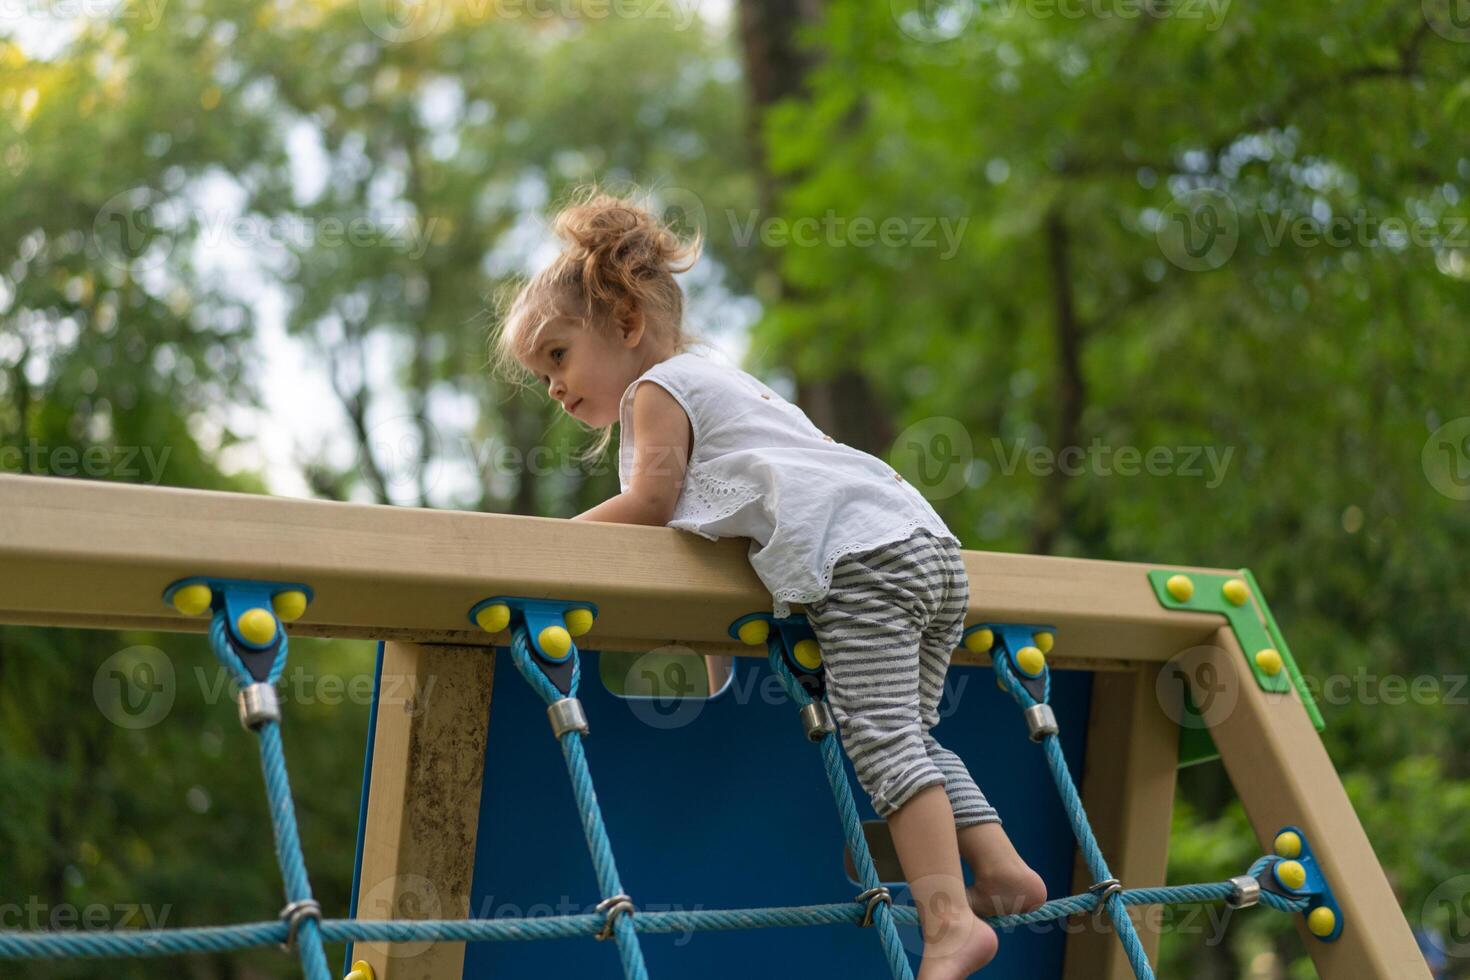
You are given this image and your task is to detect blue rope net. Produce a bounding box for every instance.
[0,605,1310,978]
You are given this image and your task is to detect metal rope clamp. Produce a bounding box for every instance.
[855,885,893,927]
[1226,874,1261,909]
[239,683,281,732]
[1023,703,1058,742]
[278,898,322,953]
[800,701,836,741]
[547,697,589,739]
[594,893,635,941]
[1088,878,1123,920]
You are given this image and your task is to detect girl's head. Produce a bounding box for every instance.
[490,184,705,457]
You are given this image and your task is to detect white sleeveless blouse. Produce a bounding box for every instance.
[617,351,961,618]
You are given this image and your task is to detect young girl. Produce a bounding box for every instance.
[491,185,1046,978]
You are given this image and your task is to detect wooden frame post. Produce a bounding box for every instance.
[1177,627,1430,979]
[1062,665,1179,979]
[351,641,496,980]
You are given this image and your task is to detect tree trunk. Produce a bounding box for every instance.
[1031,205,1086,555]
[735,0,894,457]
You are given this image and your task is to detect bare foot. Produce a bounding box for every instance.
[966,863,1047,919]
[915,913,998,980]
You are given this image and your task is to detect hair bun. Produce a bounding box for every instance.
[551,188,702,310]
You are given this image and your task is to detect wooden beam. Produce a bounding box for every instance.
[1176,628,1430,979]
[351,641,495,980]
[1061,665,1179,979]
[0,474,1224,663]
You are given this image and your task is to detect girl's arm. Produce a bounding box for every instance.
[573,381,692,527]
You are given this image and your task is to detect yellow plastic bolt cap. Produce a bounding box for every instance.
[171,583,213,617]
[1276,859,1307,891]
[539,624,572,659]
[1222,578,1250,606]
[474,603,510,634]
[272,590,308,623]
[345,961,376,980]
[1273,831,1302,858]
[564,607,595,637]
[237,608,277,646]
[1307,906,1336,937]
[1165,574,1194,602]
[965,628,994,654]
[737,619,769,646]
[793,639,822,670]
[1255,648,1283,675]
[1033,631,1054,654]
[1016,646,1046,677]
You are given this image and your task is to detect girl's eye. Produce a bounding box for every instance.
[551,348,565,364]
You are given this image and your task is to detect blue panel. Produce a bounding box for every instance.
[453,652,1094,978]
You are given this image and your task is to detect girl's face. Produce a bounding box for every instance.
[521,316,650,428]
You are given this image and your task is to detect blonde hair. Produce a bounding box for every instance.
[489,183,706,463]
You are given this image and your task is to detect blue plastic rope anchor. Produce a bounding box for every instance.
[729,610,916,980]
[1262,826,1344,942]
[160,576,331,980]
[967,621,1157,980]
[468,595,649,980]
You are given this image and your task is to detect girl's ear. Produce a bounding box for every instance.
[618,307,645,346]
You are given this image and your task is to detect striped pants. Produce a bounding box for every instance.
[805,528,1000,827]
